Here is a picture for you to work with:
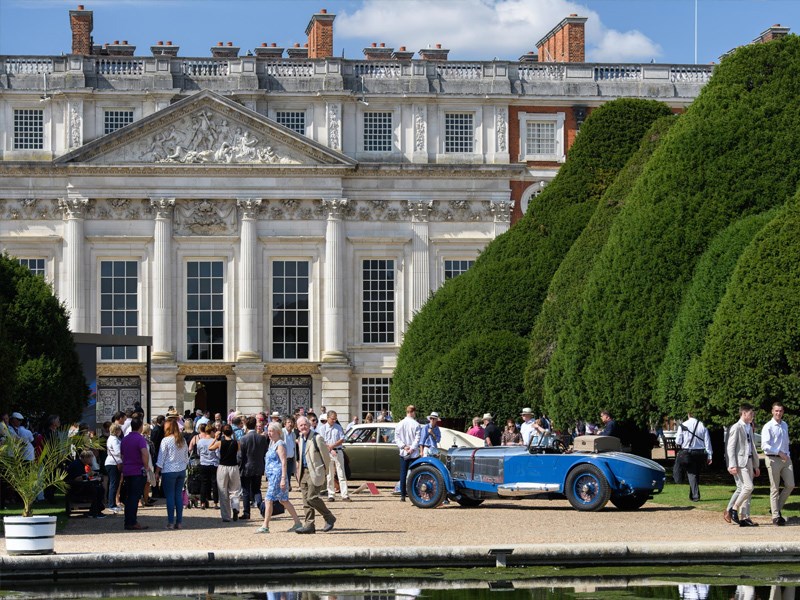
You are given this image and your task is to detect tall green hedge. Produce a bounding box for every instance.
[0,255,88,423]
[525,116,677,417]
[654,209,778,420]
[545,36,800,427]
[684,199,800,431]
[391,99,672,418]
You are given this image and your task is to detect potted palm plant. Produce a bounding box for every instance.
[0,427,96,555]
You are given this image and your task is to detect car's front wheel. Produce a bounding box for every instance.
[610,491,649,511]
[408,465,446,508]
[564,464,610,511]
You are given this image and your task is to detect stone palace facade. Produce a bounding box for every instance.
[0,6,717,420]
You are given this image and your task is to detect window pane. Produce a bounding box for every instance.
[99,260,139,361]
[362,259,395,343]
[363,112,393,152]
[360,377,392,420]
[444,112,473,153]
[186,260,224,361]
[272,260,310,360]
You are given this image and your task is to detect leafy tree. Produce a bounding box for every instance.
[392,99,672,417]
[684,199,800,432]
[526,116,676,420]
[654,209,777,420]
[0,254,88,422]
[547,36,800,427]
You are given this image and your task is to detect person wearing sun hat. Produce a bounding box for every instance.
[482,413,501,447]
[8,412,35,461]
[519,408,537,447]
[420,412,442,457]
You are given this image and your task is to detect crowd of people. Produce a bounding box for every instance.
[0,400,794,530]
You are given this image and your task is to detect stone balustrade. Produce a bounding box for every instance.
[0,54,714,98]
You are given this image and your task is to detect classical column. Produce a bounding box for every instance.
[321,197,348,363]
[58,192,88,332]
[408,200,433,315]
[236,198,262,362]
[491,200,512,237]
[150,197,175,361]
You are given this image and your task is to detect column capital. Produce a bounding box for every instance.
[58,196,89,219]
[490,200,512,223]
[236,198,262,220]
[149,197,175,219]
[322,197,349,220]
[407,200,434,223]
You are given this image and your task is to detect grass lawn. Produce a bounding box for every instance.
[653,478,799,517]
[0,495,70,532]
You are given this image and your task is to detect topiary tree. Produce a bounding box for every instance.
[546,36,800,427]
[0,254,88,423]
[392,99,672,418]
[654,209,778,420]
[526,116,677,421]
[684,199,800,432]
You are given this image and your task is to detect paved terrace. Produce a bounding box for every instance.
[2,482,799,579]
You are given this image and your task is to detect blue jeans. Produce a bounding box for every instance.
[123,474,146,528]
[162,470,186,525]
[107,464,120,508]
[399,456,415,498]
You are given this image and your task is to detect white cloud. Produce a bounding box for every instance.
[336,0,662,63]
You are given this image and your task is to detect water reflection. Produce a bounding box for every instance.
[1,580,799,599]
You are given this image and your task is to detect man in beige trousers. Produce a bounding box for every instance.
[761,402,794,526]
[726,403,761,527]
[294,416,336,534]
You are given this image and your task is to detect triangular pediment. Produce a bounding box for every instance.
[56,90,356,167]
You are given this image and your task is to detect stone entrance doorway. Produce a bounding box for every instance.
[97,377,141,422]
[269,376,312,416]
[186,376,228,417]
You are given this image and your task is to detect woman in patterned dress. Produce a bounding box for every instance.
[257,422,302,533]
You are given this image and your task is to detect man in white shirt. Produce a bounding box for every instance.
[675,412,713,502]
[395,405,421,502]
[316,411,351,502]
[761,402,794,526]
[8,412,34,462]
[519,408,536,447]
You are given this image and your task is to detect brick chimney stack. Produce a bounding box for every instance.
[753,24,790,44]
[418,43,449,61]
[536,14,587,63]
[306,8,336,59]
[363,42,394,60]
[69,5,94,55]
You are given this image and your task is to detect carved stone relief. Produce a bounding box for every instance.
[0,198,59,220]
[175,199,237,235]
[237,198,262,219]
[496,107,507,153]
[407,200,434,222]
[69,104,83,149]
[58,197,89,219]
[490,200,512,223]
[414,105,427,152]
[87,198,150,220]
[327,103,341,151]
[95,108,304,165]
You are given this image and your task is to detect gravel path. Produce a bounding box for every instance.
[4,482,795,556]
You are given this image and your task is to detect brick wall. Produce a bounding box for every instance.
[306,11,335,59]
[70,9,93,55]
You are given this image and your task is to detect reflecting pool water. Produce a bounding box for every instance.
[1,580,798,600]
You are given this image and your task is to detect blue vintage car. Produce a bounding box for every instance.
[407,439,666,511]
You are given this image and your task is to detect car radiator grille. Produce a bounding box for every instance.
[450,455,504,484]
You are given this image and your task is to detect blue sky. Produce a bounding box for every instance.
[0,0,797,64]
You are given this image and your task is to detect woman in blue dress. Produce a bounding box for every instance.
[257,422,302,533]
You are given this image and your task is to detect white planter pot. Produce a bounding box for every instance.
[3,515,57,555]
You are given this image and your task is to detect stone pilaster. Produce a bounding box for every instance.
[150,197,175,361]
[412,104,428,163]
[321,198,348,363]
[326,102,341,151]
[151,363,179,416]
[319,363,353,423]
[236,198,262,362]
[233,363,266,415]
[408,200,433,315]
[58,190,88,332]
[491,200,512,236]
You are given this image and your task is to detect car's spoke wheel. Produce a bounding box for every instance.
[610,491,649,511]
[564,464,610,511]
[408,466,446,508]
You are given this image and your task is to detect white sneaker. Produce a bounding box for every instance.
[109,506,121,514]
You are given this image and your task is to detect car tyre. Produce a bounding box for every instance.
[610,491,649,511]
[408,466,446,509]
[564,464,610,511]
